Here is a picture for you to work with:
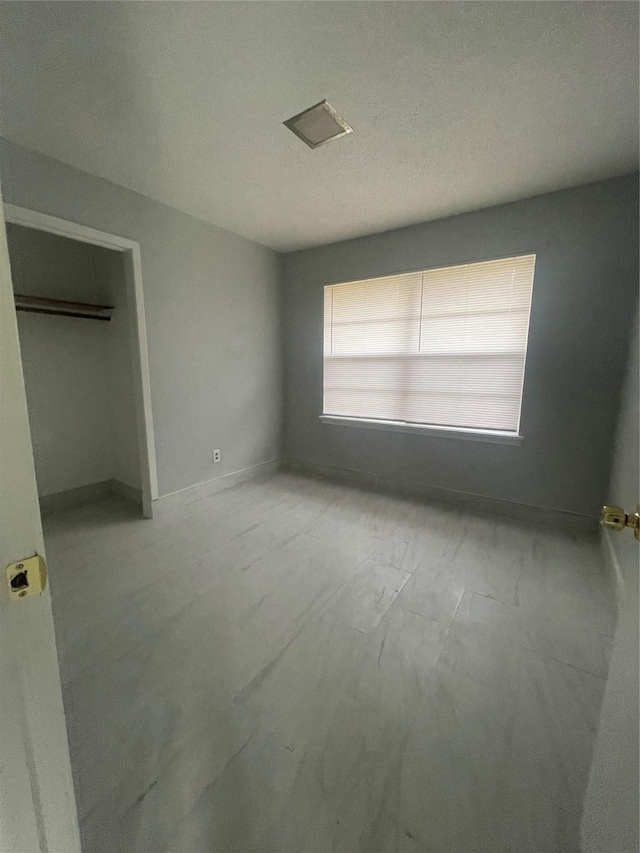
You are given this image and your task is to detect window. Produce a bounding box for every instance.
[323,254,536,435]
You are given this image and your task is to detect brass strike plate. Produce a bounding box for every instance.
[6,555,47,600]
[601,505,627,531]
[601,505,640,540]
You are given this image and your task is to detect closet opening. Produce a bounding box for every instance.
[6,207,157,520]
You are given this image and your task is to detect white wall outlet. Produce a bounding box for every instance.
[212,449,221,464]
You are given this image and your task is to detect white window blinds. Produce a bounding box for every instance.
[323,254,536,433]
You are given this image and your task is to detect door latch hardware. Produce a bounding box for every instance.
[601,506,640,541]
[6,555,48,600]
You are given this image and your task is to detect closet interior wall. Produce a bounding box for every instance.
[7,223,141,512]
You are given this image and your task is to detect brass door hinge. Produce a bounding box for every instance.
[601,506,640,540]
[6,555,47,600]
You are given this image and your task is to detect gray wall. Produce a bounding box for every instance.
[582,313,639,852]
[283,175,639,518]
[1,139,282,498]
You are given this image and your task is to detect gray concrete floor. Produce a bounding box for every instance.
[44,472,617,852]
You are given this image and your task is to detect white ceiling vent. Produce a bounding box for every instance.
[283,100,353,149]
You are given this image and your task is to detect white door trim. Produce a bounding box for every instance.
[4,203,159,515]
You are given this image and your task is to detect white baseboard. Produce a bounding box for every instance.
[109,479,143,507]
[152,458,282,516]
[39,478,142,516]
[39,480,113,516]
[284,457,598,534]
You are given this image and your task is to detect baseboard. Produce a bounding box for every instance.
[109,479,143,506]
[600,527,625,608]
[284,457,598,534]
[39,480,113,516]
[152,458,282,516]
[39,478,143,516]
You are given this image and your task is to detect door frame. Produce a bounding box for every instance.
[4,204,158,516]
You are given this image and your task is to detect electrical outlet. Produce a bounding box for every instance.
[212,449,221,464]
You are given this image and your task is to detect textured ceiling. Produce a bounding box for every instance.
[0,2,637,252]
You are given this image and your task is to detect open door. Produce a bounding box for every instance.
[0,179,81,849]
[582,316,639,851]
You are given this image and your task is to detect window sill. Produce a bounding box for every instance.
[319,415,523,445]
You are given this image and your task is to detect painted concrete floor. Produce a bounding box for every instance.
[44,472,617,853]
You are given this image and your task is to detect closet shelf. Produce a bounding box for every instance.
[14,294,114,321]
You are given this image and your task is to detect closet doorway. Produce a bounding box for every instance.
[5,206,157,518]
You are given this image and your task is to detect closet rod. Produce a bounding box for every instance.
[14,294,114,321]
